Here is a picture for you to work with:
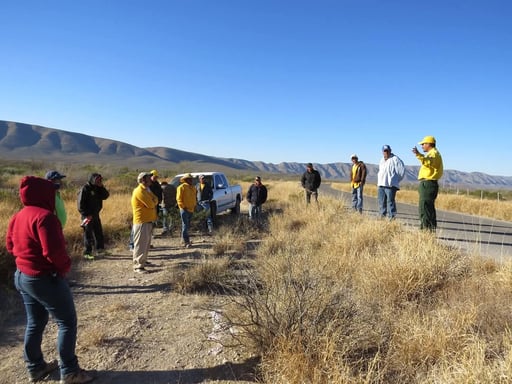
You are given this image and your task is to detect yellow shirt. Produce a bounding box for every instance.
[131,183,158,224]
[177,182,197,213]
[351,164,361,188]
[416,147,444,180]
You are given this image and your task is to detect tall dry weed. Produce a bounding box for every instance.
[223,182,512,384]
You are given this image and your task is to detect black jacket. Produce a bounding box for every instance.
[149,181,163,204]
[301,169,321,191]
[77,173,109,217]
[246,184,268,206]
[196,182,213,202]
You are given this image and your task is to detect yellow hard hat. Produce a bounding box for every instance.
[150,169,159,177]
[418,136,436,145]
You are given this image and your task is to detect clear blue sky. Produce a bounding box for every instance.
[1,1,511,176]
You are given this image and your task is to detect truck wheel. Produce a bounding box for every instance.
[231,197,241,215]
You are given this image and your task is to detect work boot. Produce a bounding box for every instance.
[60,368,96,384]
[29,359,58,382]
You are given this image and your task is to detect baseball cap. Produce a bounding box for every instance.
[137,172,152,183]
[255,176,261,181]
[351,154,358,159]
[45,170,66,180]
[419,136,436,145]
[382,145,391,152]
[306,163,313,168]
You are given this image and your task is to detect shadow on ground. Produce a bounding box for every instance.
[43,356,261,384]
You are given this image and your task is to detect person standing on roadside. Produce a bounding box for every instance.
[45,170,67,227]
[160,180,177,236]
[350,154,367,213]
[176,173,197,248]
[77,173,110,260]
[149,170,163,223]
[300,163,321,205]
[246,176,268,221]
[131,172,158,273]
[196,174,214,233]
[7,176,96,384]
[412,135,444,232]
[377,145,406,220]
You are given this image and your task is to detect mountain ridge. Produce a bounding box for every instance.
[1,120,511,189]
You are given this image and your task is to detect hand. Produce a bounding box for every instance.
[412,146,419,155]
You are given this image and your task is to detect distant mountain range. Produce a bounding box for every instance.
[1,120,511,189]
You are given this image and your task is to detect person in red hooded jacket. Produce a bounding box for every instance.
[6,176,95,384]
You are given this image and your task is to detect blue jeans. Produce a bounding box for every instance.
[197,201,213,231]
[351,185,364,213]
[180,209,193,244]
[129,227,134,249]
[249,204,262,220]
[14,270,79,377]
[378,186,398,219]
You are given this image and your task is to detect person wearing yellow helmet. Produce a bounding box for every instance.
[412,135,444,231]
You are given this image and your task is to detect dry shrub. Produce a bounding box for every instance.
[0,187,22,285]
[222,187,512,384]
[260,335,360,384]
[353,231,471,307]
[211,231,247,256]
[173,257,239,294]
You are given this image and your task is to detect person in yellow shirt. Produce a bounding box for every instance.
[176,173,197,248]
[412,135,444,232]
[131,172,158,273]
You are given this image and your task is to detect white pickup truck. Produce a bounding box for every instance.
[170,172,243,216]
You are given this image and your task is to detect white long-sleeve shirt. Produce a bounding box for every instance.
[377,153,405,189]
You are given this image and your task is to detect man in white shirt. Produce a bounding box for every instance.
[377,145,405,220]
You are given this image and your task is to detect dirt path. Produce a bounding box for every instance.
[0,231,259,384]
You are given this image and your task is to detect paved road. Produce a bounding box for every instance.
[323,184,512,261]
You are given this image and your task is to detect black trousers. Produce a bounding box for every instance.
[418,180,439,231]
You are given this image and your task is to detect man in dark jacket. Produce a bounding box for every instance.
[77,173,110,260]
[246,176,268,221]
[196,174,214,233]
[160,181,177,235]
[301,163,322,205]
[149,169,163,218]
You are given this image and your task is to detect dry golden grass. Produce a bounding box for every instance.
[173,257,240,294]
[220,181,512,384]
[4,167,512,383]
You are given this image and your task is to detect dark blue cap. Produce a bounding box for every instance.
[45,170,66,180]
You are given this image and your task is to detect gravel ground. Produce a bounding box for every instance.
[0,231,259,384]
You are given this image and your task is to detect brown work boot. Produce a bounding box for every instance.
[29,359,59,382]
[60,368,96,384]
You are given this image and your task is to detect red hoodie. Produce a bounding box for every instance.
[6,176,71,277]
